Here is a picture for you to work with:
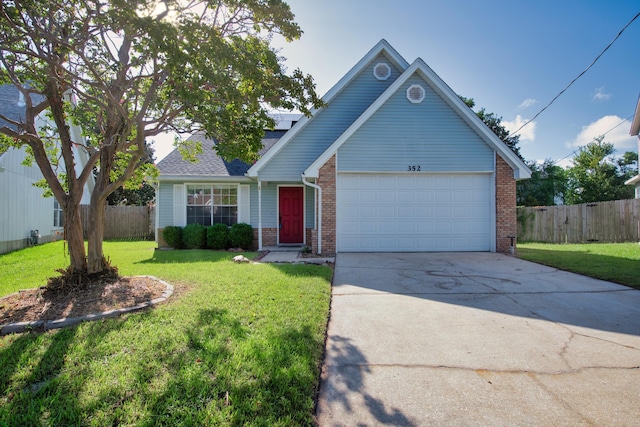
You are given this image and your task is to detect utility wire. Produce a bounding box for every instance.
[511,10,640,138]
[551,113,634,166]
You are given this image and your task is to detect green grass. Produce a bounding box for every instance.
[0,241,333,426]
[518,242,640,290]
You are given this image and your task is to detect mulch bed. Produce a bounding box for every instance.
[0,276,167,325]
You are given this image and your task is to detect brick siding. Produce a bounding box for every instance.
[317,155,336,255]
[252,227,277,250]
[496,155,517,253]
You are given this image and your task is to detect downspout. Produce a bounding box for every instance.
[258,179,263,250]
[302,174,321,254]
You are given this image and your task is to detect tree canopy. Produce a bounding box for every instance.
[565,136,637,204]
[460,96,524,160]
[517,159,567,206]
[0,0,323,276]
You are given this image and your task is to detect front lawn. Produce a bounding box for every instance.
[517,242,640,290]
[0,241,332,426]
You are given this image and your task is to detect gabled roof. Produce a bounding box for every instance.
[157,130,286,181]
[246,39,409,178]
[304,58,531,180]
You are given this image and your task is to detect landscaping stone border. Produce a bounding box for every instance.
[0,276,173,336]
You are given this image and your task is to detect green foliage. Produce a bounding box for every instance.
[229,223,254,249]
[207,224,230,250]
[107,142,157,205]
[0,241,332,425]
[517,159,567,206]
[162,226,183,249]
[0,0,324,273]
[565,136,636,204]
[182,223,207,249]
[460,96,524,160]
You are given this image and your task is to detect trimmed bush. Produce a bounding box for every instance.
[207,224,230,250]
[162,226,183,249]
[229,223,254,249]
[183,223,207,249]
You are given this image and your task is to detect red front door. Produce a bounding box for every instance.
[279,187,304,244]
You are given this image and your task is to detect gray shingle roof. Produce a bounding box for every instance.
[157,130,287,177]
[0,85,27,131]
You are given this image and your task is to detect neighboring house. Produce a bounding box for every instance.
[0,84,94,254]
[156,40,531,254]
[625,95,640,198]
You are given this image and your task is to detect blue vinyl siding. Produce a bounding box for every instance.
[161,181,315,230]
[337,74,494,173]
[158,181,176,227]
[305,186,315,229]
[251,183,277,228]
[259,54,402,181]
[251,183,315,229]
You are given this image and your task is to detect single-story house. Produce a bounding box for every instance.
[156,39,531,254]
[0,84,94,254]
[625,95,640,198]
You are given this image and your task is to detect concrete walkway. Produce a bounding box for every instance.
[259,251,334,264]
[316,252,640,426]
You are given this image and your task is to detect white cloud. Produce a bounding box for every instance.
[591,87,612,102]
[568,115,636,151]
[502,115,536,142]
[518,98,537,109]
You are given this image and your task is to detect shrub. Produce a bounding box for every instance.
[183,223,207,249]
[207,224,230,250]
[229,223,254,249]
[162,226,183,249]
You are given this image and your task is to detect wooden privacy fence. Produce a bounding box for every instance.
[81,205,155,240]
[517,199,640,243]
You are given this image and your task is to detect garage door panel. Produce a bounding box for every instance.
[337,173,492,252]
[397,221,415,233]
[378,206,395,217]
[435,206,451,218]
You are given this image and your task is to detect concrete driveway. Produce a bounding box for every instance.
[316,252,640,426]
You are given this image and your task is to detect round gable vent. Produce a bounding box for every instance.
[373,62,391,81]
[406,84,425,103]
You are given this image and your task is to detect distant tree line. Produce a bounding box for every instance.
[461,97,638,206]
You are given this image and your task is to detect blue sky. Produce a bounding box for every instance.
[153,0,640,166]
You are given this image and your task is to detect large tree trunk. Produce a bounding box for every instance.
[65,201,88,272]
[87,192,107,274]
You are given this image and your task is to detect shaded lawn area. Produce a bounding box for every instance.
[517,242,640,290]
[0,241,332,426]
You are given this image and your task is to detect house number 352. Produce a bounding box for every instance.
[407,165,421,171]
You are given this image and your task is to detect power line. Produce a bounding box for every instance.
[511,10,640,138]
[551,113,634,166]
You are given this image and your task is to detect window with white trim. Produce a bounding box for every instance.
[186,185,238,226]
[53,200,63,227]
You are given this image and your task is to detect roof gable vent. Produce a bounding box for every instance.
[373,62,391,81]
[406,84,425,103]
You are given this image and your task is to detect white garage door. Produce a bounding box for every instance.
[337,173,493,252]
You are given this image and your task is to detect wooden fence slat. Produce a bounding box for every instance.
[517,199,640,243]
[80,205,154,240]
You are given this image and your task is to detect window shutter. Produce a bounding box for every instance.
[237,185,250,224]
[173,184,186,226]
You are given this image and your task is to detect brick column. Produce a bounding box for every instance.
[496,155,517,253]
[317,155,336,254]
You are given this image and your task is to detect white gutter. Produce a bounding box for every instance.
[258,179,263,250]
[158,175,252,182]
[301,174,322,254]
